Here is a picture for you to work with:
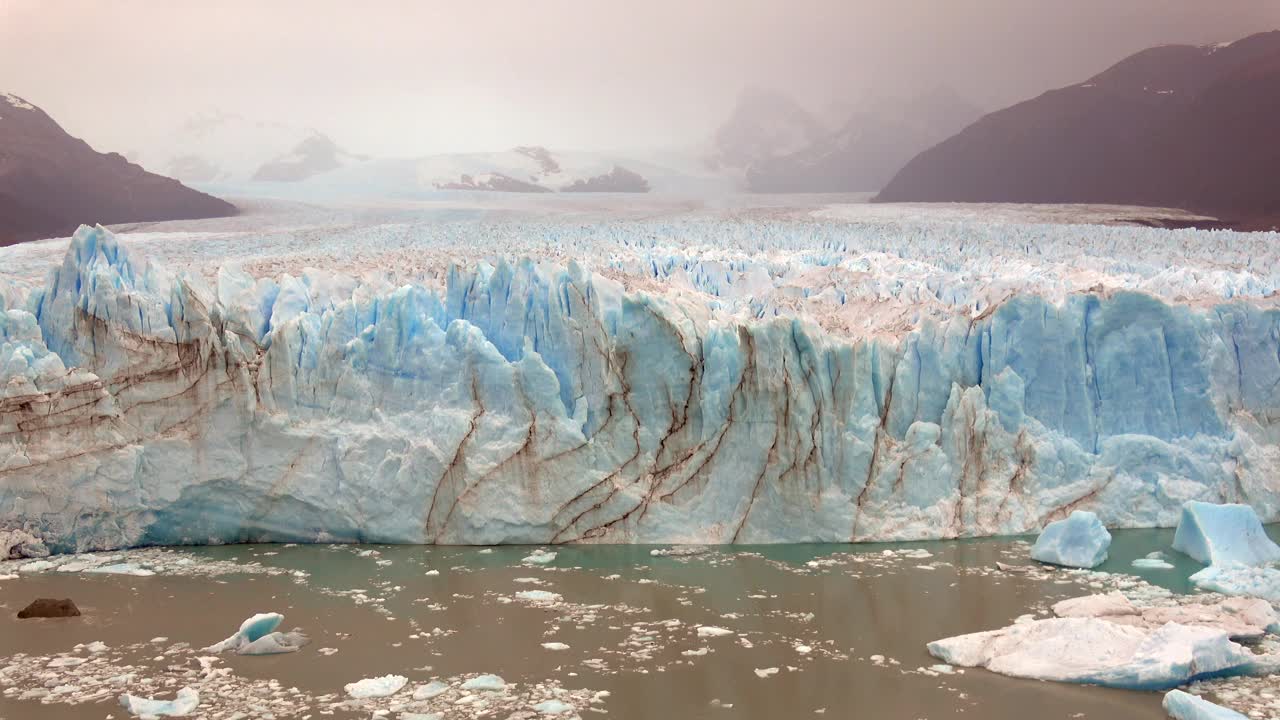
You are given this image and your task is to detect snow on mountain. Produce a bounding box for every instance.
[705,87,828,173]
[133,110,354,184]
[1,202,1278,552]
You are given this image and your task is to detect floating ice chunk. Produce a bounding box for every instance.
[1190,564,1280,604]
[1030,511,1111,568]
[412,680,449,700]
[754,667,779,678]
[533,700,575,715]
[424,569,440,576]
[1173,502,1280,567]
[1132,558,1175,570]
[515,590,562,603]
[1052,592,1136,618]
[697,626,733,638]
[522,549,557,565]
[1163,690,1247,720]
[84,563,155,576]
[238,631,309,655]
[47,657,86,668]
[119,687,199,717]
[928,618,1255,690]
[18,560,54,573]
[345,674,408,698]
[203,612,300,654]
[401,714,444,720]
[460,674,506,692]
[542,642,571,651]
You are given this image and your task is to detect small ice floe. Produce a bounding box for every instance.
[754,667,779,678]
[413,680,450,700]
[542,642,571,651]
[1132,557,1176,570]
[795,644,812,654]
[1163,689,1247,720]
[119,687,199,717]
[203,612,308,655]
[650,546,710,557]
[514,577,544,584]
[1030,511,1111,568]
[533,699,575,715]
[995,562,1031,573]
[47,657,86,668]
[515,590,563,603]
[345,674,408,698]
[424,569,440,576]
[401,714,444,720]
[478,548,494,554]
[86,563,156,576]
[522,549,557,565]
[18,560,55,573]
[697,626,733,638]
[460,674,507,692]
[683,648,709,656]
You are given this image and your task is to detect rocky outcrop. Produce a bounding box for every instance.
[561,166,650,193]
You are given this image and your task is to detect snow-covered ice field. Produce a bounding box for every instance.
[2,196,1279,551]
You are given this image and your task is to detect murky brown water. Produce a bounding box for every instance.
[0,538,1177,719]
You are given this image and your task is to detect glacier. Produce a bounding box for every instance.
[2,214,1280,552]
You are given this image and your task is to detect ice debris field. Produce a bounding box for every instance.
[1,201,1280,552]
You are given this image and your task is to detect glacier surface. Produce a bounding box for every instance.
[2,209,1280,551]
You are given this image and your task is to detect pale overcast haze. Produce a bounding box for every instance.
[1,0,1278,157]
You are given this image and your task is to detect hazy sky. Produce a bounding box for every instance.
[1,1,1277,157]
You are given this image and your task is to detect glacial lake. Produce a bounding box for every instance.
[3,527,1271,720]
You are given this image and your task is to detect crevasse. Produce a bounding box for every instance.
[2,225,1278,551]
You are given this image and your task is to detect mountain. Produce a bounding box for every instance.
[705,87,827,173]
[251,134,364,182]
[745,88,984,193]
[134,110,357,184]
[0,93,235,246]
[875,32,1280,228]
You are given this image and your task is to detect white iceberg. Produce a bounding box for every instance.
[1173,502,1280,567]
[533,699,575,715]
[460,674,507,692]
[412,680,450,700]
[1030,511,1111,568]
[345,674,408,699]
[1163,690,1247,720]
[119,687,199,717]
[928,618,1255,690]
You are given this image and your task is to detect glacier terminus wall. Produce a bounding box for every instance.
[2,213,1279,552]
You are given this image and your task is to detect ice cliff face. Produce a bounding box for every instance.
[3,222,1279,551]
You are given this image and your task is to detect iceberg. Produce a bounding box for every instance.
[203,612,306,655]
[344,674,408,699]
[927,618,1255,690]
[1030,511,1111,568]
[119,687,199,717]
[3,222,1280,550]
[1163,690,1247,720]
[1173,502,1280,567]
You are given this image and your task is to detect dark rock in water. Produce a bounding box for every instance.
[17,598,81,619]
